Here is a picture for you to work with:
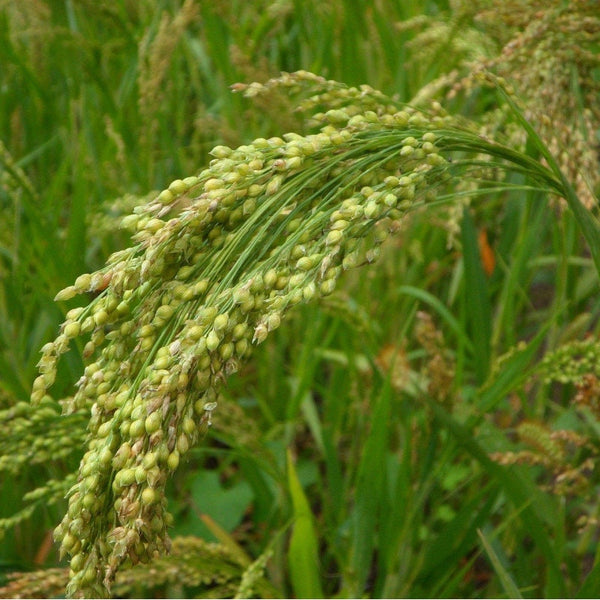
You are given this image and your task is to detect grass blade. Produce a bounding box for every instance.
[478,528,523,599]
[346,382,393,596]
[461,208,492,383]
[577,560,600,599]
[286,450,324,599]
[396,284,474,354]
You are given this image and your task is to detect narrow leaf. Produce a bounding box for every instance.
[286,450,324,599]
[462,208,492,383]
[478,528,523,599]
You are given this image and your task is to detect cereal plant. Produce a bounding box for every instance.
[1,1,599,598]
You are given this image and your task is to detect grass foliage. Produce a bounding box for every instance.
[1,0,600,598]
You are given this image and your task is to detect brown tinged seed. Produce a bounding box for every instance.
[150,516,163,533]
[196,371,211,390]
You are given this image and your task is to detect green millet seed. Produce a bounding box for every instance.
[74,273,92,291]
[182,417,196,436]
[219,342,234,360]
[266,313,281,331]
[235,338,249,356]
[157,189,175,204]
[93,310,109,327]
[213,314,229,332]
[63,322,81,338]
[129,419,145,438]
[296,256,314,271]
[134,466,147,483]
[117,468,136,487]
[145,412,162,435]
[167,452,180,471]
[168,179,188,195]
[142,453,158,470]
[141,487,158,506]
[206,330,221,352]
[70,553,85,573]
[326,230,343,245]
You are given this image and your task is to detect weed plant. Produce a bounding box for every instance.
[0,1,599,598]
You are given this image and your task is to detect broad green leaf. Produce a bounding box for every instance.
[172,471,253,543]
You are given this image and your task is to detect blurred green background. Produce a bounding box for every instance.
[1,1,600,597]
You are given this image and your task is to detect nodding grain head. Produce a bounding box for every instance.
[42,70,574,597]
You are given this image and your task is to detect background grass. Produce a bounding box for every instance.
[1,0,600,598]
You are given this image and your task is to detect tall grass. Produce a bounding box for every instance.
[1,1,599,598]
